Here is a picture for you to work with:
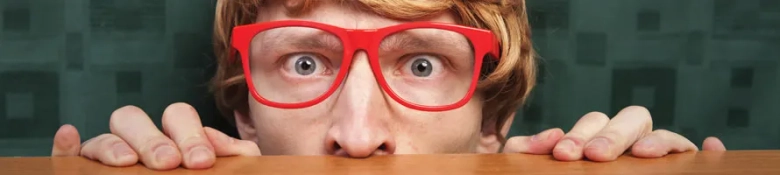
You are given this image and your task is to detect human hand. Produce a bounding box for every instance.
[502,106,727,161]
[50,103,261,170]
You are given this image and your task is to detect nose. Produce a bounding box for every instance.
[325,122,396,157]
[324,51,396,158]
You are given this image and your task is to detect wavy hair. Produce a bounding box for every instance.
[210,0,536,143]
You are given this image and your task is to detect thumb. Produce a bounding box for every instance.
[502,128,564,154]
[51,124,81,156]
[204,127,262,156]
[702,137,727,151]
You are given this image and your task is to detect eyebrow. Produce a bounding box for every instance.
[379,31,469,53]
[284,31,344,53]
[380,32,433,52]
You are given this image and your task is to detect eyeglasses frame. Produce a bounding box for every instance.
[230,20,501,111]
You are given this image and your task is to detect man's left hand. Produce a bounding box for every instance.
[502,106,727,161]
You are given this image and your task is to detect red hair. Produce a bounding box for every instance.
[210,0,536,143]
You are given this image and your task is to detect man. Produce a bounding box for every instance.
[50,0,727,171]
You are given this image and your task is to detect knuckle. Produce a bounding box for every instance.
[96,133,114,138]
[109,105,147,125]
[237,140,261,155]
[223,140,260,156]
[82,135,122,159]
[179,136,213,152]
[596,130,624,144]
[581,112,610,123]
[624,105,650,112]
[239,140,258,148]
[652,129,674,135]
[162,103,198,122]
[167,102,195,110]
[503,137,524,150]
[559,135,585,146]
[109,106,152,134]
[112,105,145,117]
[562,131,585,139]
[620,106,654,131]
[651,129,683,140]
[104,140,127,150]
[98,134,124,147]
[583,111,608,118]
[621,106,652,119]
[165,103,196,115]
[140,135,176,153]
[83,134,112,146]
[561,133,588,145]
[505,136,523,145]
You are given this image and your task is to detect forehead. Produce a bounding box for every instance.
[255,1,459,30]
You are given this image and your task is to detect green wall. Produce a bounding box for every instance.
[0,0,778,156]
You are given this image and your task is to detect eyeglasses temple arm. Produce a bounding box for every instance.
[491,36,501,60]
[228,48,237,63]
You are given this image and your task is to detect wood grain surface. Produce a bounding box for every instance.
[1,150,779,175]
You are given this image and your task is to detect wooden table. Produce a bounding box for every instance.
[1,150,779,175]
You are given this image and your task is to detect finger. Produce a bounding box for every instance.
[552,112,610,161]
[584,106,653,162]
[80,134,139,166]
[502,128,564,154]
[52,124,81,156]
[110,105,181,170]
[162,103,216,169]
[630,129,698,158]
[702,137,727,151]
[204,127,262,156]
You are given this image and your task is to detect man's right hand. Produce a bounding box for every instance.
[50,103,261,170]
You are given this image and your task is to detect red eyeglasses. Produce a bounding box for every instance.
[230,20,500,111]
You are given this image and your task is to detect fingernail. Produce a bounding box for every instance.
[224,135,236,144]
[188,146,212,164]
[636,139,656,151]
[531,134,544,142]
[531,130,554,142]
[154,145,177,163]
[555,139,576,154]
[112,143,134,160]
[211,129,234,144]
[636,138,654,147]
[585,138,610,154]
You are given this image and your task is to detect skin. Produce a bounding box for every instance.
[50,1,727,171]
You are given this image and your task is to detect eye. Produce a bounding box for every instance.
[411,59,432,77]
[284,53,327,76]
[295,56,316,75]
[404,55,443,77]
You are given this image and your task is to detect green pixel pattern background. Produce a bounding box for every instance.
[0,0,778,156]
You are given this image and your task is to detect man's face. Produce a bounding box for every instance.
[233,1,489,157]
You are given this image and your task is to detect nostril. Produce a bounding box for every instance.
[377,143,395,155]
[333,142,342,151]
[325,133,395,156]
